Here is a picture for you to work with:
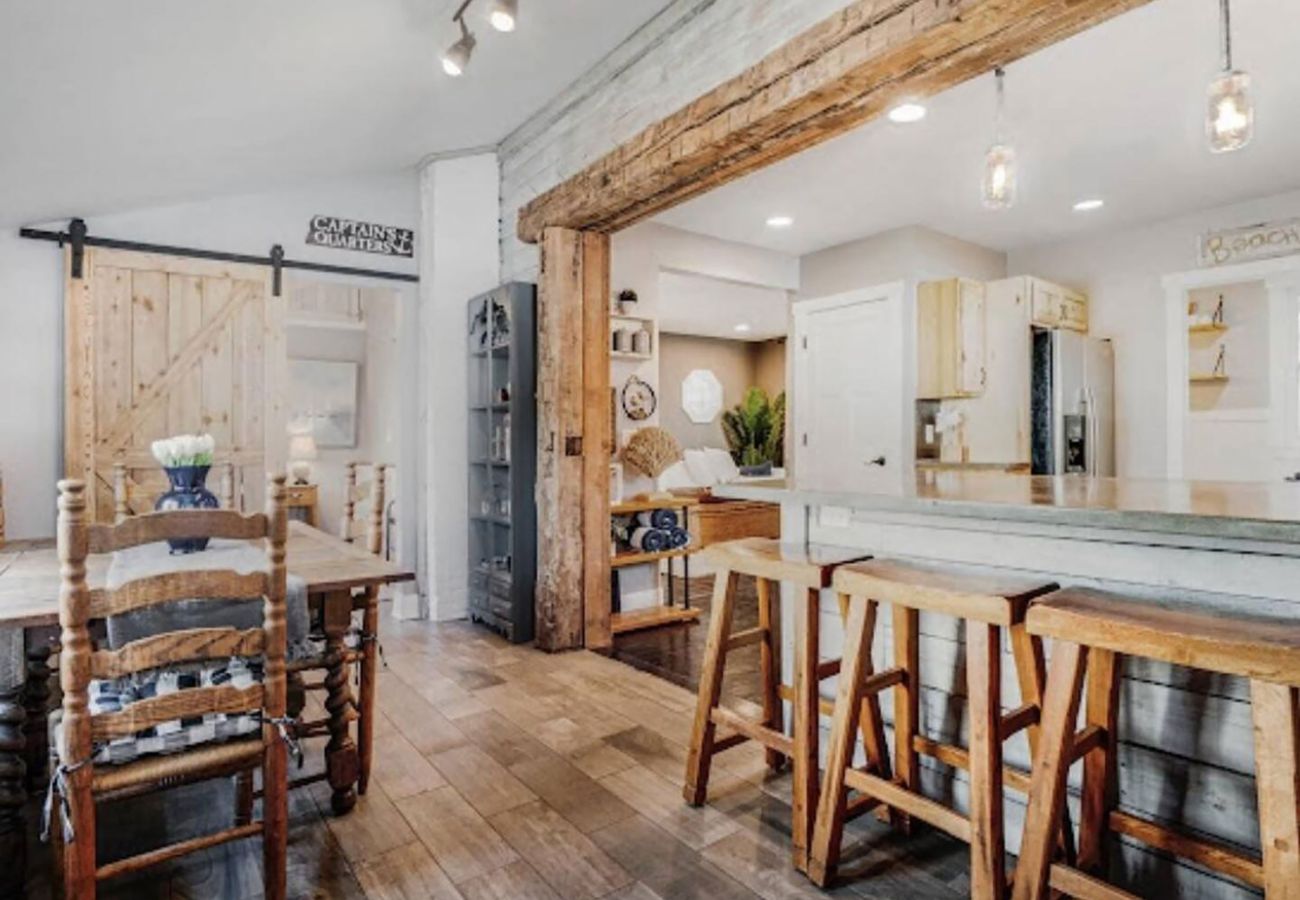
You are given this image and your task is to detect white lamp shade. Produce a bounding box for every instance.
[289,433,319,461]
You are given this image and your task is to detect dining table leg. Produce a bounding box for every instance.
[0,682,26,899]
[356,586,379,796]
[322,589,359,815]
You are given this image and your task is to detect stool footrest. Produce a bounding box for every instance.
[1048,863,1141,900]
[724,627,768,652]
[1107,810,1264,888]
[912,735,1033,795]
[711,732,751,754]
[843,768,972,843]
[844,791,886,822]
[816,658,841,680]
[1000,703,1039,739]
[710,707,794,758]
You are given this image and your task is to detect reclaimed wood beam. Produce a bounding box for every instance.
[517,0,1154,242]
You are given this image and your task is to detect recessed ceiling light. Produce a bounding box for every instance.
[734,323,752,333]
[1073,198,1105,212]
[887,102,927,124]
[766,215,794,228]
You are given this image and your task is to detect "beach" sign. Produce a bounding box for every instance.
[1198,218,1300,267]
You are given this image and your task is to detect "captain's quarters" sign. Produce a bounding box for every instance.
[306,215,414,258]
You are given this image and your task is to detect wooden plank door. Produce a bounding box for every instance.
[65,247,287,522]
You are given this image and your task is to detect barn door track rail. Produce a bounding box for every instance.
[19,218,419,296]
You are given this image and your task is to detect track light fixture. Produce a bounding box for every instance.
[488,0,518,32]
[441,15,476,77]
[441,0,520,77]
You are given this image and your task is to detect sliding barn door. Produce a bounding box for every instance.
[64,247,287,521]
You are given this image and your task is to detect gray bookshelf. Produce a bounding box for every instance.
[467,282,537,643]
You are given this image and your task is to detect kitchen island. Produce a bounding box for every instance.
[715,472,1299,900]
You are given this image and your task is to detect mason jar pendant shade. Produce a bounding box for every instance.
[981,67,1017,210]
[1207,0,1253,153]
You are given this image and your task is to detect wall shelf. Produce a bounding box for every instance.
[1189,374,1230,384]
[1188,323,1229,335]
[611,350,653,362]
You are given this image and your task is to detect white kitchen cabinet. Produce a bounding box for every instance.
[916,278,987,399]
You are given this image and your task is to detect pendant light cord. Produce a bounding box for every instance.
[994,67,1007,144]
[1219,0,1233,72]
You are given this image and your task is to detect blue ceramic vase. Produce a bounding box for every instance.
[155,464,219,553]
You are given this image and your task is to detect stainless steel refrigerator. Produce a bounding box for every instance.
[1031,328,1115,476]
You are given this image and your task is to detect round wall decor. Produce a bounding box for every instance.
[621,375,657,421]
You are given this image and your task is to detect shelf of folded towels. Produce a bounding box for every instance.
[610,496,698,566]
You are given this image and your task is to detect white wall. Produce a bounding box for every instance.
[419,153,501,622]
[499,0,850,282]
[0,171,418,541]
[800,225,1008,300]
[1009,188,1300,479]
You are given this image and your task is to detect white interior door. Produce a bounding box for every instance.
[793,284,905,492]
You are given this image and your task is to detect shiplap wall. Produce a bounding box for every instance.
[497,0,851,282]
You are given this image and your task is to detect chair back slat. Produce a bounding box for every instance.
[88,509,268,554]
[89,570,269,619]
[90,627,265,680]
[91,683,265,743]
[340,462,389,557]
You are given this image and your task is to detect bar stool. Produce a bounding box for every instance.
[1013,588,1300,899]
[808,558,1061,898]
[683,537,873,872]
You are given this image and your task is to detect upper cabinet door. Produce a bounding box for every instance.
[917,278,986,399]
[1029,277,1088,332]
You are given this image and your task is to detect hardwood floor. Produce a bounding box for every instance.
[23,604,968,899]
[613,576,763,708]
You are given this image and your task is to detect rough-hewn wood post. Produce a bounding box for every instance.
[367,464,387,558]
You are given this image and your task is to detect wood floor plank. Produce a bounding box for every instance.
[458,860,561,900]
[371,724,448,800]
[396,784,520,884]
[599,764,740,851]
[456,709,557,768]
[353,840,462,900]
[310,779,418,865]
[568,739,640,779]
[489,800,632,899]
[589,814,758,900]
[377,671,471,755]
[429,744,538,817]
[509,751,637,834]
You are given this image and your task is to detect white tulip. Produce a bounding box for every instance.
[151,439,169,466]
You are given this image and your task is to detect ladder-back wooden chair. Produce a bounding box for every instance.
[50,476,290,900]
[339,462,389,558]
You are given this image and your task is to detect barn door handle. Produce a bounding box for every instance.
[867,456,887,467]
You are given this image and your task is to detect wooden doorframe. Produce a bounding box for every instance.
[527,0,1156,651]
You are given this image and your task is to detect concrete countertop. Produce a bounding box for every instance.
[712,471,1300,545]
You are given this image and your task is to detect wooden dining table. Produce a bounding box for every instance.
[0,521,414,895]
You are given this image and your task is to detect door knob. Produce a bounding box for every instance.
[867,456,887,467]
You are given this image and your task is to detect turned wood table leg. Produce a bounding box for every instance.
[322,589,359,815]
[22,638,53,791]
[0,684,27,900]
[357,586,379,796]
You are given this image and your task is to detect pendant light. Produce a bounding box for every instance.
[981,67,1017,210]
[1206,0,1253,153]
[441,15,476,77]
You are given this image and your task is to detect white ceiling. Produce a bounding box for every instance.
[0,0,672,227]
[658,270,789,341]
[654,0,1300,256]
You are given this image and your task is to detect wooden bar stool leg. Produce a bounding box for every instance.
[757,577,785,773]
[683,569,740,806]
[893,605,920,835]
[1012,641,1089,900]
[967,621,1006,899]
[808,592,874,887]
[835,593,891,784]
[1077,649,1122,877]
[1250,680,1300,897]
[791,586,821,872]
[1010,624,1076,863]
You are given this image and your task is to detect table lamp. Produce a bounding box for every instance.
[288,432,318,485]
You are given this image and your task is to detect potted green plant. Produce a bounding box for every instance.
[721,388,785,476]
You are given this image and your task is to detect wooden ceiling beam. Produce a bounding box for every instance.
[517,0,1154,243]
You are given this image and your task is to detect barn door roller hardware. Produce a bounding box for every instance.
[19,219,420,296]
